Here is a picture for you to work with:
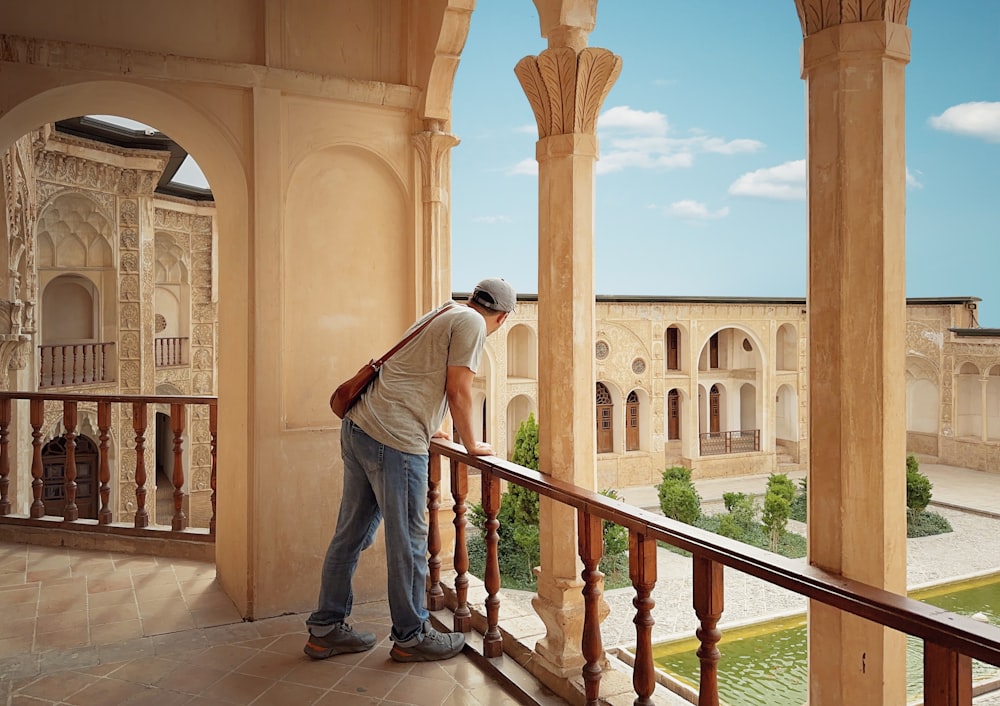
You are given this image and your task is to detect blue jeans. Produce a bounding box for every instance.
[306,418,430,644]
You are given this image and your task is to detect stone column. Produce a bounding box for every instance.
[798,3,911,704]
[412,121,459,311]
[515,40,620,680]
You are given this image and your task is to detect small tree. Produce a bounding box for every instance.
[657,466,701,524]
[508,414,540,568]
[906,454,932,513]
[762,473,796,552]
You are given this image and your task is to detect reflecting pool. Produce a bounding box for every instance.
[652,572,1000,706]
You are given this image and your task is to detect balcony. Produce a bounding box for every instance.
[155,336,188,367]
[0,396,998,705]
[699,429,760,455]
[38,342,115,388]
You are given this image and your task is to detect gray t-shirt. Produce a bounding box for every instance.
[346,302,486,455]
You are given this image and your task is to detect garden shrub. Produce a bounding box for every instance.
[657,466,701,524]
[763,473,797,552]
[906,454,933,513]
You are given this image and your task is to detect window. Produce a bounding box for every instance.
[596,382,613,453]
[666,327,679,370]
[626,391,639,451]
[710,333,719,369]
[667,389,680,440]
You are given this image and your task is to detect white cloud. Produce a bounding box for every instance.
[668,200,730,220]
[515,124,538,134]
[506,105,764,177]
[929,102,1000,142]
[598,106,669,135]
[472,215,512,224]
[906,167,923,190]
[507,158,538,176]
[729,159,806,200]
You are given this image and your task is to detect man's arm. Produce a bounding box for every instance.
[446,365,494,456]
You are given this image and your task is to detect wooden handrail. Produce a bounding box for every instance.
[429,438,1000,703]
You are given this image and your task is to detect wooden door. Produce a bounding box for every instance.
[596,383,613,453]
[710,385,721,433]
[626,391,639,451]
[42,435,99,519]
[667,389,680,440]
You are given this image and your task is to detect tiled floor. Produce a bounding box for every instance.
[0,543,534,705]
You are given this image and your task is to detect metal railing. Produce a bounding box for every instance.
[427,439,1000,706]
[700,428,760,455]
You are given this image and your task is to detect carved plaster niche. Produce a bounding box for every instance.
[794,0,911,37]
[120,360,141,389]
[515,46,622,139]
[192,468,211,491]
[119,228,138,250]
[193,372,212,394]
[192,324,213,346]
[119,275,140,302]
[119,331,141,358]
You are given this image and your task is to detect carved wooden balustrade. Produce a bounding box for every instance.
[155,337,188,367]
[38,342,115,388]
[699,429,760,456]
[428,439,1000,706]
[0,392,216,541]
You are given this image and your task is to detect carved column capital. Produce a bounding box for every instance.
[514,46,621,139]
[794,0,911,37]
[412,130,460,202]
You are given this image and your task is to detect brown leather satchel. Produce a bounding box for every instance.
[329,304,455,418]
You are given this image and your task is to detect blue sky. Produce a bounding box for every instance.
[449,2,1000,325]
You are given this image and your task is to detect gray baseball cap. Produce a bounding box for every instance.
[471,278,517,313]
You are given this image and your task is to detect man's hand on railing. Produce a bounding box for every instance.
[466,441,494,456]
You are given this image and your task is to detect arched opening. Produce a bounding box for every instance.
[956,362,981,438]
[506,394,535,458]
[988,365,1000,440]
[506,323,537,380]
[776,323,797,371]
[739,383,757,431]
[664,325,682,372]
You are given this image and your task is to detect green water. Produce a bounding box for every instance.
[653,573,1000,706]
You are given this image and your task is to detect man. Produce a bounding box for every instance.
[304,278,516,662]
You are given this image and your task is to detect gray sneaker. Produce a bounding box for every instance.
[303,623,376,659]
[389,625,465,663]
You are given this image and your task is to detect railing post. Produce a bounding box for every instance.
[209,400,217,535]
[97,400,112,524]
[924,642,972,706]
[451,460,471,633]
[629,530,658,706]
[482,468,502,657]
[62,400,79,521]
[693,556,724,706]
[426,450,444,611]
[0,397,11,514]
[133,401,149,528]
[29,399,44,517]
[579,509,605,705]
[170,402,188,530]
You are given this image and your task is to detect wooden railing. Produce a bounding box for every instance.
[155,337,188,367]
[699,429,760,455]
[428,439,1000,706]
[0,392,216,540]
[38,342,115,387]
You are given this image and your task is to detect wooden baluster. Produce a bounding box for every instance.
[426,451,444,611]
[0,397,11,514]
[630,530,657,706]
[924,642,972,706]
[38,346,44,387]
[209,401,217,535]
[451,460,471,632]
[62,400,79,521]
[155,339,161,367]
[97,401,112,524]
[170,403,188,530]
[101,343,107,381]
[61,345,67,385]
[481,469,502,657]
[29,399,44,517]
[579,509,605,704]
[133,401,149,528]
[693,556,724,706]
